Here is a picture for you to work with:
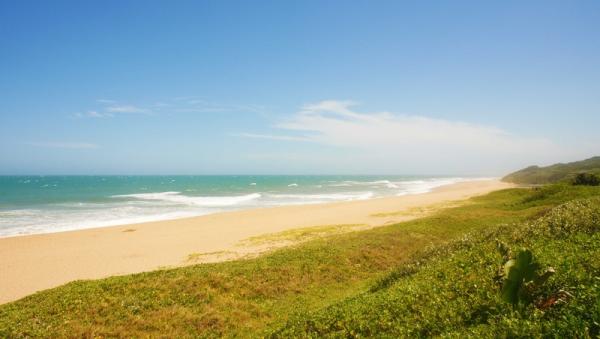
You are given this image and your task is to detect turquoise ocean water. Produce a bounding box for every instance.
[0,175,488,237]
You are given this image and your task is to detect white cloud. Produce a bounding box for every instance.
[106,105,148,113]
[170,99,265,114]
[162,99,266,115]
[75,111,114,118]
[238,100,588,174]
[74,98,264,119]
[301,100,362,119]
[233,133,312,142]
[27,142,99,149]
[73,101,148,119]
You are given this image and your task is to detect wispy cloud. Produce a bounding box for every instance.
[171,98,266,114]
[232,133,312,142]
[75,111,114,118]
[74,100,149,119]
[106,105,148,113]
[27,142,99,149]
[74,98,265,119]
[300,100,363,119]
[96,99,116,104]
[237,100,586,173]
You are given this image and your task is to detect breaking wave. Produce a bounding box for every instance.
[113,192,262,207]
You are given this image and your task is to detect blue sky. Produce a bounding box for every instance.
[1,0,599,175]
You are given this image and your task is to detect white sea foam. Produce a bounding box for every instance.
[369,180,393,185]
[328,182,353,187]
[392,177,484,195]
[0,209,41,217]
[329,180,399,188]
[0,208,206,238]
[288,183,298,187]
[401,180,426,184]
[113,191,262,207]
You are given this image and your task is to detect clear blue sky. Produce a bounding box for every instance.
[1,0,599,175]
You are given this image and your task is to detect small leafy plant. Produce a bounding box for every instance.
[496,246,555,306]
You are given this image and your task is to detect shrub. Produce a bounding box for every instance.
[572,173,600,186]
[517,197,600,239]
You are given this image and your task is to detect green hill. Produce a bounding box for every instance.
[503,156,600,184]
[1,184,599,337]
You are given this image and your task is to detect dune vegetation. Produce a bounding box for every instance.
[1,183,599,337]
[503,156,600,185]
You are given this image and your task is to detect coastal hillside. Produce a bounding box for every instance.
[1,184,599,337]
[503,156,600,184]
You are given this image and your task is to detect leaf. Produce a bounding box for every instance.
[516,249,539,281]
[500,249,548,306]
[501,261,523,305]
[503,259,516,277]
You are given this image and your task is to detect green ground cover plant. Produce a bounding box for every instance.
[270,196,600,337]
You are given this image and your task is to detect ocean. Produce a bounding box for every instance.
[0,175,488,237]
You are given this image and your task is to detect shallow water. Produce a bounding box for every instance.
[0,175,488,237]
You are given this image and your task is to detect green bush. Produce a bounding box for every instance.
[517,197,600,239]
[572,172,600,186]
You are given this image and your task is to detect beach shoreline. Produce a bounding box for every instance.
[0,179,512,304]
[0,176,487,238]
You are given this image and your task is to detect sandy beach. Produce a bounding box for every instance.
[0,179,511,304]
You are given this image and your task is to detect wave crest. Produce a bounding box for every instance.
[113,191,261,207]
